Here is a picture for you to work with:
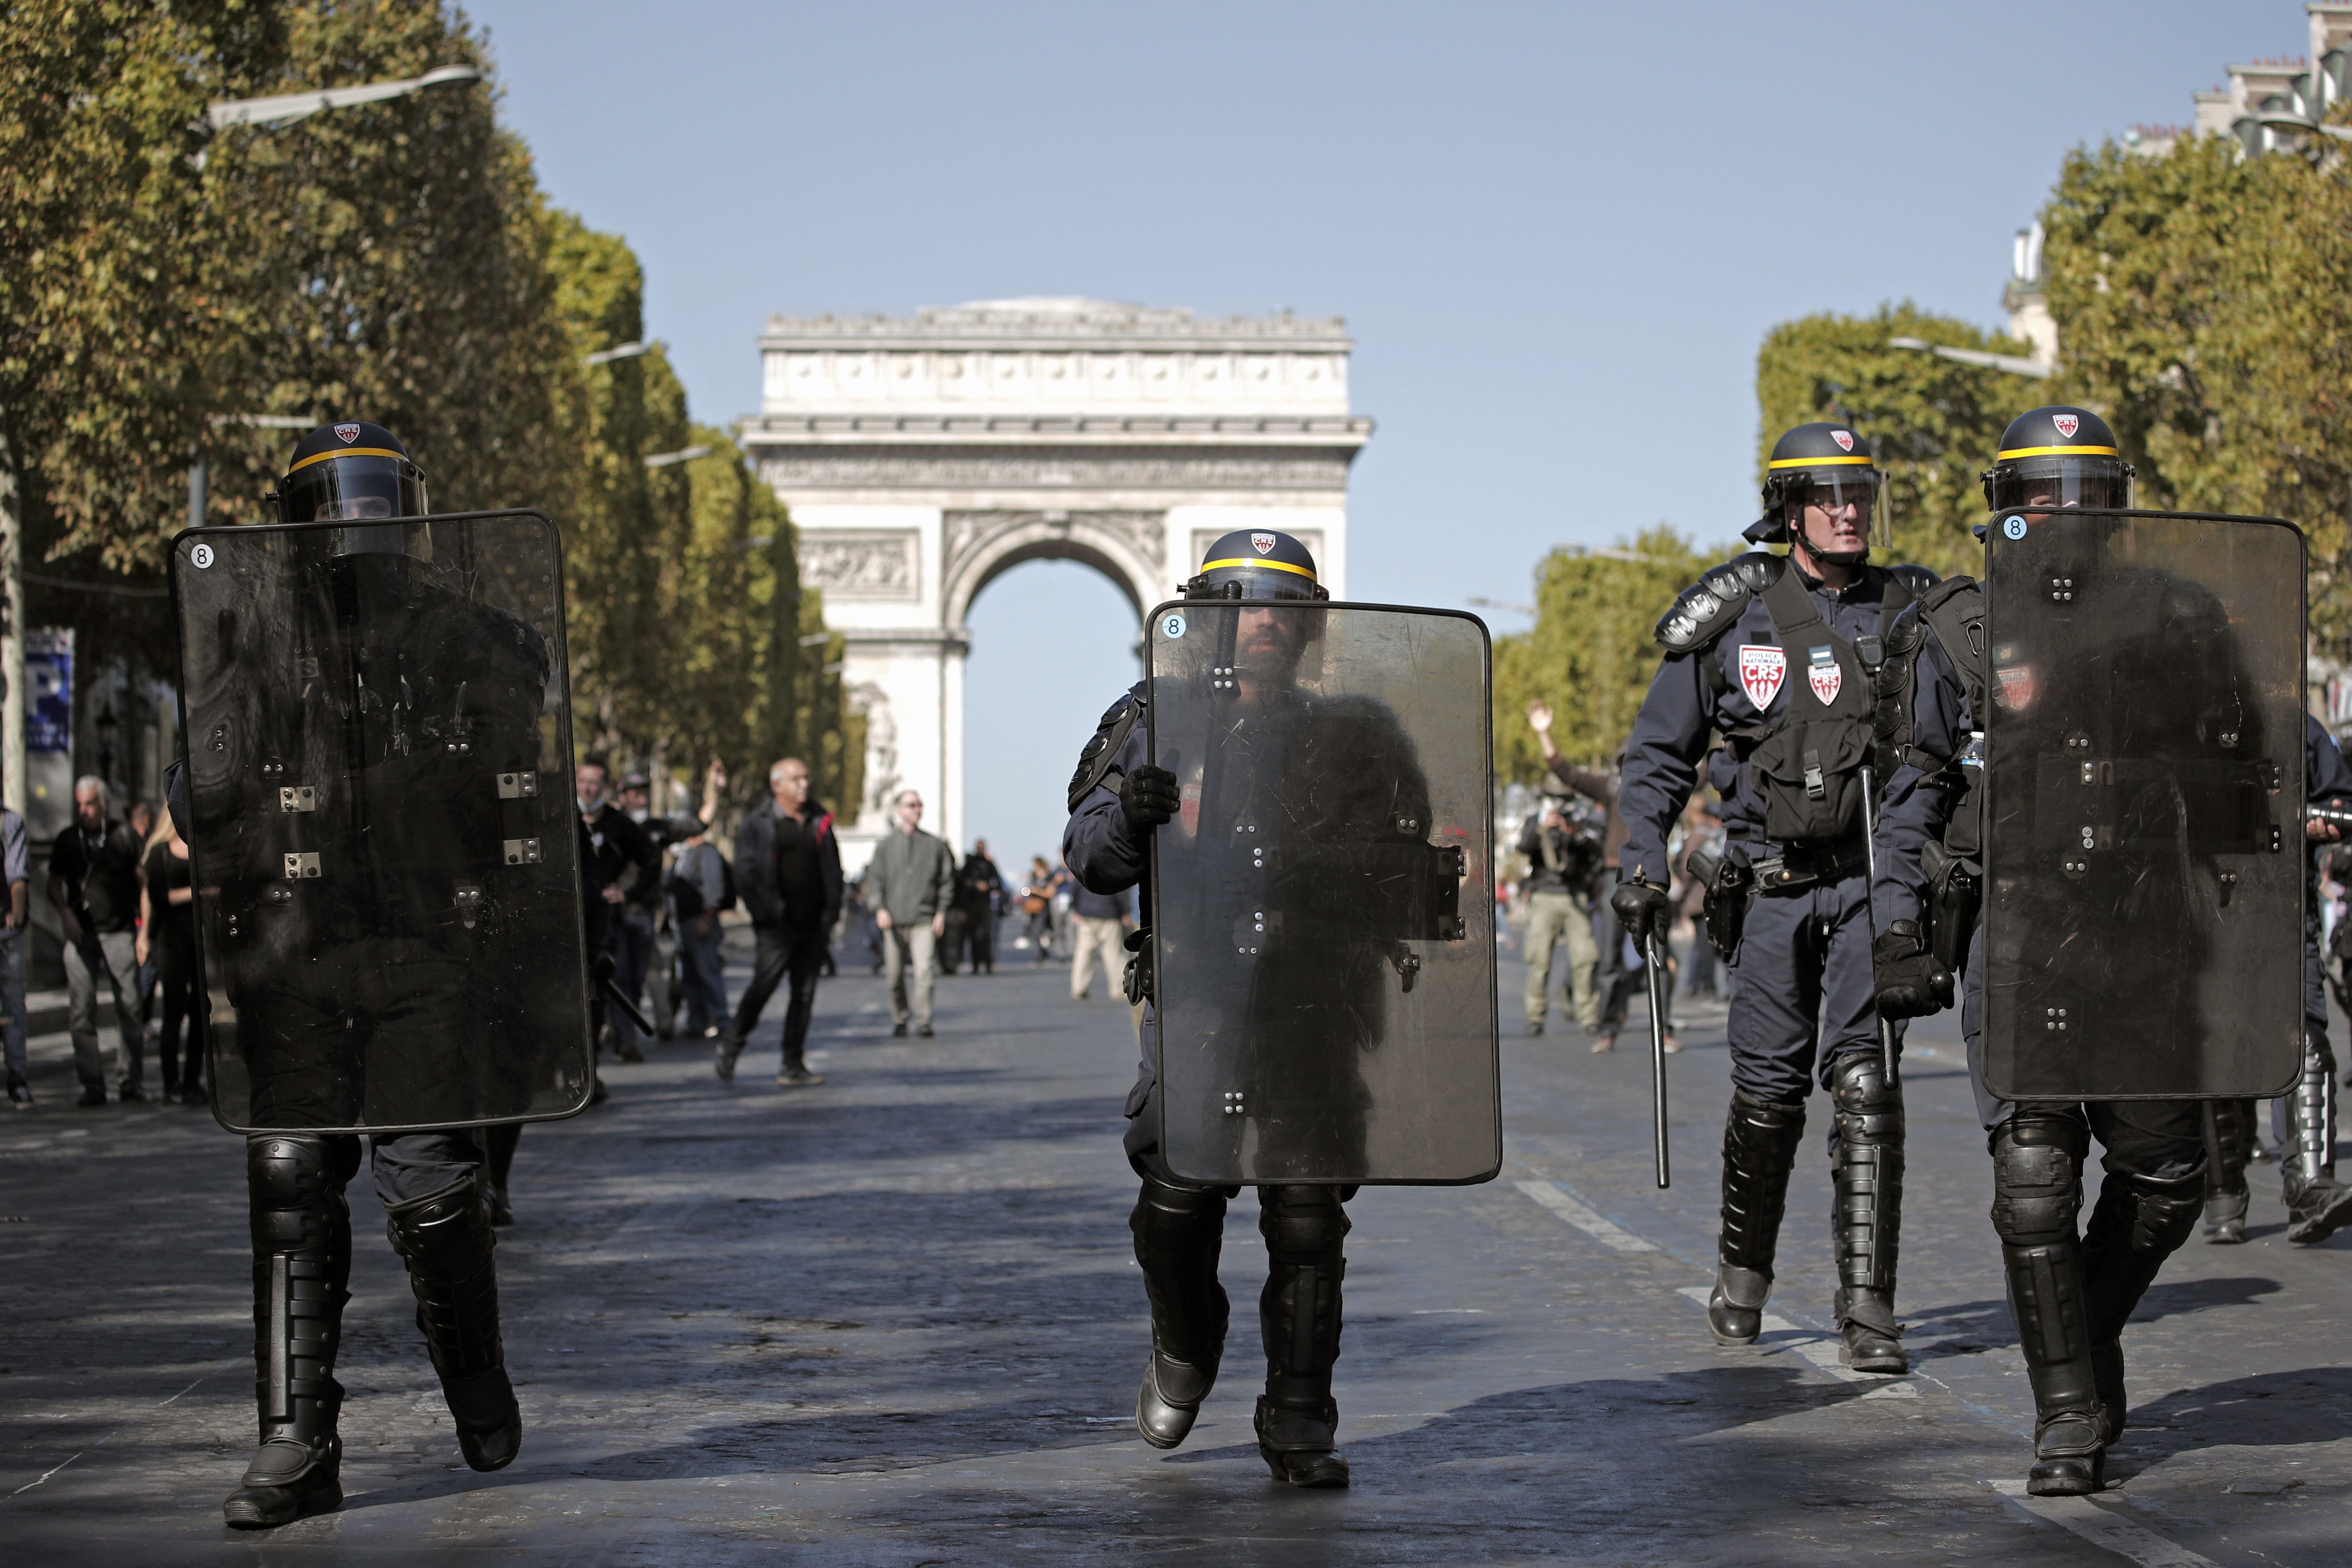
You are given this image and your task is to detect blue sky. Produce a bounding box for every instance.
[464,0,2277,860]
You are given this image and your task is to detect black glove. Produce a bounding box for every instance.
[1118,764,1180,828]
[1610,877,1673,954]
[1872,919,1954,1019]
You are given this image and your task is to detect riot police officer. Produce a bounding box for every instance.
[1613,423,1932,1375]
[1063,529,1497,1488]
[2201,714,2352,1245]
[175,423,588,1527]
[1871,405,2291,1496]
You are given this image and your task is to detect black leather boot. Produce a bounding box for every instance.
[1709,1092,1805,1344]
[1829,1054,1907,1373]
[2200,1098,2250,1244]
[1991,1114,2106,1496]
[386,1173,521,1472]
[224,1137,353,1529]
[1255,1186,1350,1488]
[2077,1160,2202,1458]
[1129,1177,1230,1449]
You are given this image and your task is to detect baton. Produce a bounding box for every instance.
[1858,765,1899,1081]
[598,973,654,1038]
[1643,931,1672,1190]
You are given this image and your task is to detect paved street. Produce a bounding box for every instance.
[1,934,2347,1565]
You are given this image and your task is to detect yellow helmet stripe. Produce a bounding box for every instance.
[1201,556,1317,580]
[1766,454,1875,469]
[1996,444,2120,460]
[288,446,407,473]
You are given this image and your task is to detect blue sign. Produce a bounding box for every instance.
[25,629,71,756]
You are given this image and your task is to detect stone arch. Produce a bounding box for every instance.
[940,509,1166,632]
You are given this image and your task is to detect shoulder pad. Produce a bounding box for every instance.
[1654,552,1783,652]
[1066,682,1147,813]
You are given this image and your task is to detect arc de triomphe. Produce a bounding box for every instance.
[739,297,1373,871]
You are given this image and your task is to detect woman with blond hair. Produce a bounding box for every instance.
[135,808,205,1106]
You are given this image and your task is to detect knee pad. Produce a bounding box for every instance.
[1132,1177,1228,1259]
[1830,1054,1904,1147]
[2099,1170,2205,1257]
[1990,1117,2087,1249]
[1258,1186,1350,1266]
[248,1136,351,1253]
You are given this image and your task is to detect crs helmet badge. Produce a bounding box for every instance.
[1250,532,1276,555]
[1830,429,1854,452]
[333,423,362,444]
[2052,414,2080,439]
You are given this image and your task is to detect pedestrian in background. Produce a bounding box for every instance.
[577,756,657,1065]
[1018,855,1056,960]
[1527,703,1633,1049]
[957,838,1004,975]
[50,777,146,1105]
[0,784,27,1110]
[1068,872,1130,1001]
[865,789,956,1039]
[665,812,731,1042]
[135,810,204,1105]
[718,757,842,1087]
[1516,781,1603,1039]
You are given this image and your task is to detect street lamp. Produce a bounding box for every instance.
[1888,336,2053,380]
[585,341,653,366]
[644,446,712,470]
[206,64,481,131]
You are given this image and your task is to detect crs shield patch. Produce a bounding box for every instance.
[1250,532,1276,555]
[1806,645,1843,705]
[333,423,361,444]
[2052,414,2080,439]
[1737,645,1787,710]
[1830,429,1854,452]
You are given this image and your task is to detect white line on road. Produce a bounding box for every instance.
[1514,1179,1657,1252]
[1674,1286,1916,1399]
[1987,1480,2221,1567]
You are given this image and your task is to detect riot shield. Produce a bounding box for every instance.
[1144,599,1499,1185]
[169,510,595,1135]
[1981,508,2304,1100]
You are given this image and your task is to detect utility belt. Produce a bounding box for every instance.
[1686,832,1867,963]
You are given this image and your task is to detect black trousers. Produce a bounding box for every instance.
[730,924,829,1067]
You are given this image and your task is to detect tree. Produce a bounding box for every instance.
[1755,303,2040,582]
[1491,525,1716,784]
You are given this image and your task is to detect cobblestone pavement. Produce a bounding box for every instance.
[1,939,2347,1565]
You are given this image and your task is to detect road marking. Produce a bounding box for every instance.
[1514,1179,1656,1252]
[1987,1480,2221,1567]
[1674,1286,1916,1398]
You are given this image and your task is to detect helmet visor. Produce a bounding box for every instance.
[1787,471,1888,552]
[280,453,428,525]
[1988,457,2130,515]
[1190,560,1323,602]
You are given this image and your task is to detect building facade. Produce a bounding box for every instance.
[739,297,1372,869]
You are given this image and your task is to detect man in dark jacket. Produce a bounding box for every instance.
[954,839,1005,975]
[718,758,842,1088]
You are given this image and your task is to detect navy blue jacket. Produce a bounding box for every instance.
[1618,557,1905,885]
[1064,683,1151,900]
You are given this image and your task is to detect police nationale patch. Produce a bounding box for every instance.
[334,423,361,444]
[2052,414,2080,439]
[1737,645,1786,710]
[1830,429,1854,453]
[1250,532,1275,555]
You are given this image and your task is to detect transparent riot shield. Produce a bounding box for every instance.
[1981,508,2304,1100]
[169,511,594,1134]
[1144,600,1499,1185]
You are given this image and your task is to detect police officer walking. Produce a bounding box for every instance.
[1872,405,2301,1495]
[1613,423,1930,1375]
[170,423,596,1527]
[2201,714,2352,1245]
[1065,529,1499,1488]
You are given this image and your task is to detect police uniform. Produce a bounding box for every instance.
[1871,406,2234,1497]
[1063,530,1359,1490]
[1616,422,1924,1374]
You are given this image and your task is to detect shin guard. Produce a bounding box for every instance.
[1710,1092,1805,1343]
[1255,1185,1351,1487]
[1829,1053,1906,1371]
[385,1173,520,1472]
[226,1136,353,1528]
[1130,1177,1231,1448]
[1990,1113,2105,1495]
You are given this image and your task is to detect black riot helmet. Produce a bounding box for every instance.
[1180,527,1329,602]
[1746,422,1885,561]
[1982,406,2131,513]
[271,420,431,555]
